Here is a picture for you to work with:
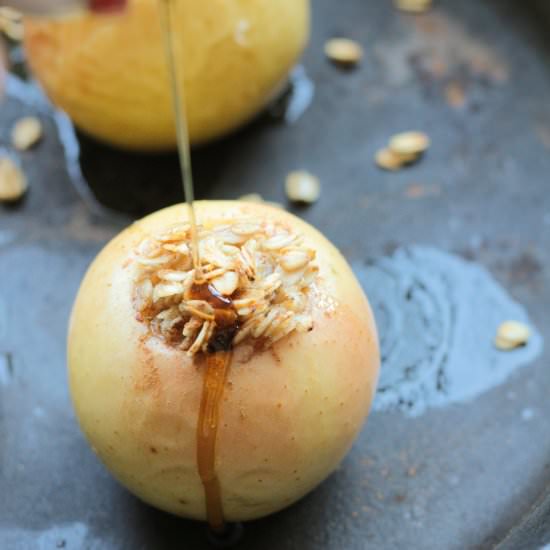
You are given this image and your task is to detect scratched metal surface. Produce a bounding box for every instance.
[1,0,550,548]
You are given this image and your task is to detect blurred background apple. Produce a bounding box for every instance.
[24,0,309,150]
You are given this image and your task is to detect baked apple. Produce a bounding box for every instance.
[24,0,309,150]
[67,201,379,524]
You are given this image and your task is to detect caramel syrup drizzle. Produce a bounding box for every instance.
[196,350,232,533]
[158,1,237,531]
[158,0,201,279]
[190,283,239,532]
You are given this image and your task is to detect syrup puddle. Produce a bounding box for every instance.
[354,246,543,416]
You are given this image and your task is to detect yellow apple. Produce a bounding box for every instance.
[67,201,379,521]
[24,0,309,150]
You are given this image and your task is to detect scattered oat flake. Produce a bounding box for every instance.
[324,38,363,66]
[495,321,530,350]
[0,8,23,41]
[375,148,406,171]
[389,131,430,156]
[0,156,27,202]
[11,117,43,151]
[375,132,429,171]
[285,170,320,204]
[394,0,432,14]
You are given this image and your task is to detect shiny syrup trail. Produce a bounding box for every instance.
[196,350,231,532]
[188,283,239,533]
[158,0,201,276]
[158,1,234,533]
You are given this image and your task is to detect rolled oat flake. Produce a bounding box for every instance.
[11,116,43,151]
[495,320,530,350]
[376,148,408,171]
[285,170,320,204]
[389,131,430,156]
[0,156,27,202]
[324,38,363,66]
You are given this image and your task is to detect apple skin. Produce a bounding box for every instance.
[67,201,380,521]
[24,0,309,150]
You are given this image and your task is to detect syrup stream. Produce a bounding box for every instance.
[158,1,230,532]
[158,0,201,279]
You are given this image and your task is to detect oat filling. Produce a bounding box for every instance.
[132,218,317,354]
